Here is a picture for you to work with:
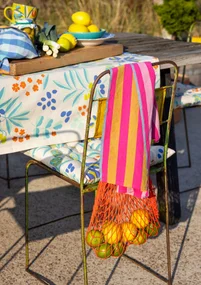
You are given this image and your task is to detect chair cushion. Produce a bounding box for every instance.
[150,146,175,166]
[174,82,201,108]
[24,139,175,184]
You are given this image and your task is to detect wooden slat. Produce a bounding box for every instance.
[106,33,201,68]
[8,44,123,76]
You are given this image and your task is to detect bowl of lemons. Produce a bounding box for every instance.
[67,11,106,39]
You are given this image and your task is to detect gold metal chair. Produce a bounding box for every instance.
[177,20,201,168]
[25,60,178,285]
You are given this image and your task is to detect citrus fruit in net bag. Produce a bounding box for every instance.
[145,222,159,237]
[112,242,125,257]
[96,243,112,259]
[132,230,147,245]
[130,209,150,229]
[102,221,122,244]
[86,230,104,248]
[72,11,91,26]
[121,222,138,243]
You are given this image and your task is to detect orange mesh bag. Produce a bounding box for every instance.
[86,63,161,258]
[86,179,160,259]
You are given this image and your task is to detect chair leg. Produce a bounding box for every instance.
[164,170,172,285]
[80,189,88,285]
[25,161,31,270]
[6,154,11,189]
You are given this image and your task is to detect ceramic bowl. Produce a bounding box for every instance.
[67,29,106,39]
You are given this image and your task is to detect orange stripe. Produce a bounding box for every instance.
[140,151,148,190]
[123,77,139,186]
[107,66,125,183]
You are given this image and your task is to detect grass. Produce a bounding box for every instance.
[0,0,162,35]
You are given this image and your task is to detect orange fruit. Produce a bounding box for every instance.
[132,230,147,245]
[112,242,125,257]
[96,243,112,259]
[130,209,150,229]
[102,221,122,244]
[86,230,104,248]
[145,223,159,237]
[121,222,138,243]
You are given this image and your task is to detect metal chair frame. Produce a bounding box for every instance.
[25,60,178,285]
[179,20,201,169]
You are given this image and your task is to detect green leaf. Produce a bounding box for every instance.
[8,102,22,117]
[10,117,28,121]
[45,119,53,129]
[75,71,87,88]
[6,120,11,134]
[72,90,85,105]
[11,111,29,117]
[50,157,62,167]
[53,123,62,130]
[36,116,44,127]
[69,71,76,88]
[63,90,77,102]
[9,118,23,127]
[64,72,73,89]
[53,80,70,89]
[45,129,50,138]
[43,74,49,90]
[0,87,5,100]
[5,97,19,113]
[35,128,40,137]
[83,69,89,83]
[0,98,12,109]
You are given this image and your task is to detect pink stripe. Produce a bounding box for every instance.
[134,63,151,142]
[101,68,118,181]
[116,65,132,184]
[134,63,155,166]
[132,111,143,189]
[145,62,160,142]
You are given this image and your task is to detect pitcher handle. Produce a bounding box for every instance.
[3,6,14,23]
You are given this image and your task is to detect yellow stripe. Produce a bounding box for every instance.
[107,66,124,183]
[124,77,139,186]
[140,150,148,190]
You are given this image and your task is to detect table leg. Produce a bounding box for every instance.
[156,69,181,225]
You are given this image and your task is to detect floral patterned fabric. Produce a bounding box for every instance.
[0,52,160,155]
[174,82,201,108]
[24,139,175,184]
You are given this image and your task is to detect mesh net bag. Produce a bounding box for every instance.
[86,179,160,259]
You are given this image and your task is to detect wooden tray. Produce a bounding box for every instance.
[8,43,123,76]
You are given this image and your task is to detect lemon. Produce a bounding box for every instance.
[102,221,122,244]
[68,23,89,33]
[88,24,100,32]
[72,11,91,26]
[60,33,77,49]
[57,37,71,52]
[121,222,138,243]
[130,209,150,229]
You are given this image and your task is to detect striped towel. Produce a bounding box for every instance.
[100,62,160,198]
[0,26,38,74]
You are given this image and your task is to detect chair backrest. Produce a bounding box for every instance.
[181,20,201,83]
[80,61,178,187]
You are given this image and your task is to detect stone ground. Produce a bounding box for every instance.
[0,107,201,285]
